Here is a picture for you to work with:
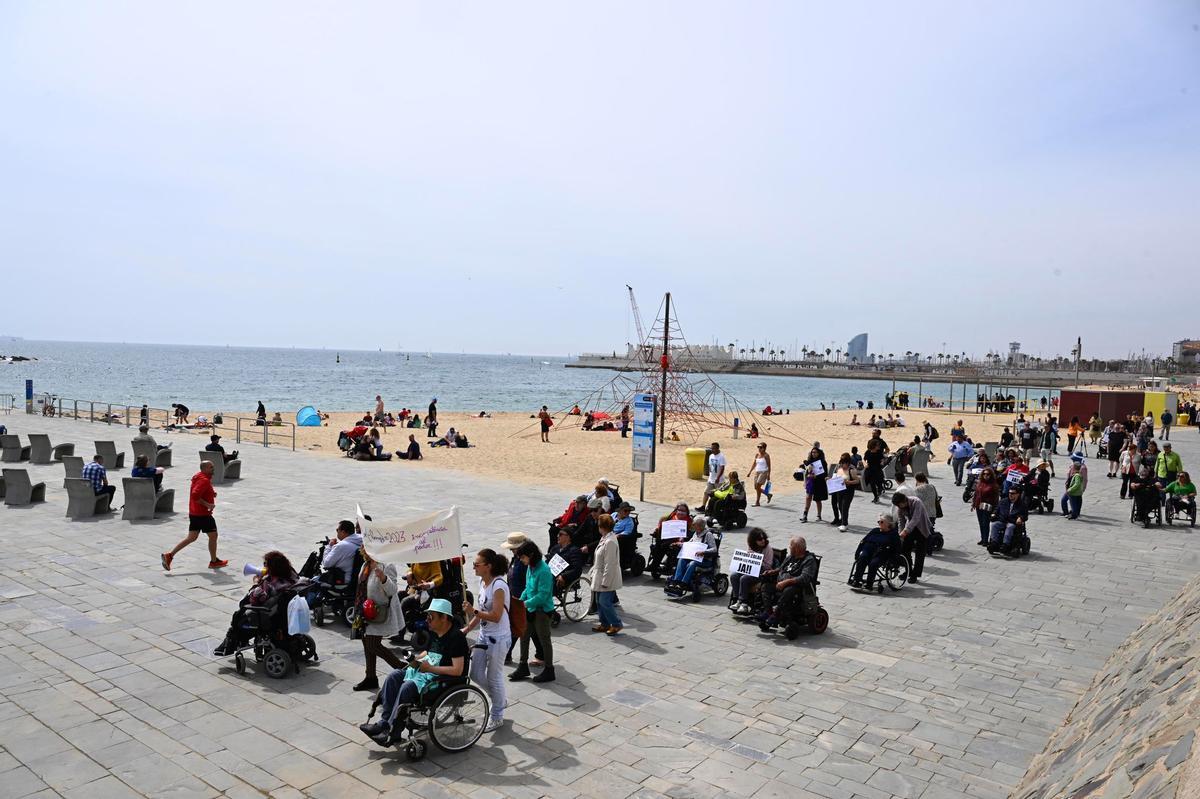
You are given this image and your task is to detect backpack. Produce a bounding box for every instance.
[928,427,939,441]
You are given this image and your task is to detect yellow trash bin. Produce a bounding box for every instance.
[685,448,707,480]
[1180,413,1190,426]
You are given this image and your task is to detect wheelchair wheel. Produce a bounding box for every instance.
[428,685,488,753]
[630,554,646,577]
[561,576,591,622]
[1020,537,1031,556]
[405,740,427,761]
[342,604,357,626]
[295,635,318,663]
[733,510,747,529]
[713,574,729,597]
[550,611,561,628]
[883,479,894,491]
[263,648,293,679]
[881,556,908,591]
[809,607,829,634]
[313,606,325,627]
[234,652,246,675]
[1165,503,1175,525]
[783,622,801,641]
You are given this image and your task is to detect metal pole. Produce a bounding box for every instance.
[236,417,242,444]
[107,404,112,424]
[949,378,954,411]
[263,419,269,448]
[640,472,645,502]
[1075,337,1082,388]
[659,292,670,444]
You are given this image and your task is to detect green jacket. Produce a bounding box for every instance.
[1156,451,1183,479]
[1066,473,1084,497]
[520,560,555,613]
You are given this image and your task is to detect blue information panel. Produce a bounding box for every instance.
[632,393,657,473]
[25,379,33,414]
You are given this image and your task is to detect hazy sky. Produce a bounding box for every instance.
[2,3,1197,359]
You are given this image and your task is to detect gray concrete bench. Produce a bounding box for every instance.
[29,434,75,464]
[94,441,125,470]
[65,478,114,519]
[131,439,172,469]
[199,450,241,483]
[121,478,175,520]
[61,455,84,488]
[1,434,30,463]
[2,469,46,505]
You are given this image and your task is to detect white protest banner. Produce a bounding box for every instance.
[969,467,984,476]
[548,553,570,577]
[359,505,462,564]
[810,460,825,477]
[661,519,688,540]
[729,549,764,577]
[679,541,706,562]
[826,475,846,493]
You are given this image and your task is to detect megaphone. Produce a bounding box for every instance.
[243,563,264,578]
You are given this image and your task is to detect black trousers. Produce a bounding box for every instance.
[831,490,854,525]
[902,532,927,578]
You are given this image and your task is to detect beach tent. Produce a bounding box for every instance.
[296,406,321,427]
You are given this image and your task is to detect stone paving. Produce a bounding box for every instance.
[1,412,1198,799]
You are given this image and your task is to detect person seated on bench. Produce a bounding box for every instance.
[664,516,717,598]
[1164,471,1197,518]
[205,434,238,464]
[547,527,585,589]
[758,536,818,628]
[131,454,164,493]
[213,550,298,656]
[82,454,117,505]
[359,598,468,746]
[307,520,362,608]
[395,434,423,461]
[849,515,901,591]
[133,425,170,451]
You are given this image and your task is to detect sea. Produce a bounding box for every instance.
[0,339,1043,415]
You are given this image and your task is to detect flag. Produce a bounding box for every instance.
[358,505,463,564]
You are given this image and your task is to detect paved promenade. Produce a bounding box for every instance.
[1,413,1198,798]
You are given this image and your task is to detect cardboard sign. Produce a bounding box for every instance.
[730,549,764,577]
[810,460,825,477]
[661,519,688,540]
[679,541,707,562]
[548,553,570,577]
[826,475,846,493]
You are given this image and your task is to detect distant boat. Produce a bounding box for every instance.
[541,361,551,366]
[424,351,433,360]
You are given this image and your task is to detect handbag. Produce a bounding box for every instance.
[935,496,944,518]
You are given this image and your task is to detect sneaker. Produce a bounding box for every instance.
[161,553,173,571]
[483,718,504,733]
[839,525,848,532]
[909,576,920,584]
[800,515,808,523]
[766,493,772,504]
[208,559,228,569]
[359,721,388,738]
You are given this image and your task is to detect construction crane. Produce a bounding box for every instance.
[626,284,647,347]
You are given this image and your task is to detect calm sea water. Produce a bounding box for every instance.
[1,339,1033,414]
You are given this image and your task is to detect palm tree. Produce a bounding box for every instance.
[779,349,785,361]
[801,346,809,360]
[739,348,746,359]
[759,347,765,360]
[824,348,832,361]
[769,349,776,361]
[888,353,894,361]
[836,348,842,363]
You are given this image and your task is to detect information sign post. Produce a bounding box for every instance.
[632,393,657,501]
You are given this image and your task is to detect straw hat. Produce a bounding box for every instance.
[501,532,528,550]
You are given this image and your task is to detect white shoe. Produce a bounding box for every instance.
[738,603,751,615]
[839,525,848,532]
[484,718,504,733]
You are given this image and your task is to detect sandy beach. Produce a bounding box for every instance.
[180,406,1019,507]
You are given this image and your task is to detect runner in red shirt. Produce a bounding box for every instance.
[161,460,228,571]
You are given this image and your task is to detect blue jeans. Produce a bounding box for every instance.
[952,458,969,485]
[673,558,700,584]
[596,591,622,628]
[1061,494,1082,518]
[379,671,421,725]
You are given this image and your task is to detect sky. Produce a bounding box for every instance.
[1,2,1197,360]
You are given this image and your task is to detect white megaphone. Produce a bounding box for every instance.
[243,563,264,578]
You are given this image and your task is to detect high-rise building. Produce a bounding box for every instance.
[1173,340,1200,364]
[846,333,868,364]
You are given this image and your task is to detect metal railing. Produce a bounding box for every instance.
[0,394,14,414]
[29,395,295,451]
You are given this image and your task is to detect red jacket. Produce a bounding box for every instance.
[558,503,588,528]
[189,472,216,516]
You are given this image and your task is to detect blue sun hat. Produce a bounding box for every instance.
[427,598,453,617]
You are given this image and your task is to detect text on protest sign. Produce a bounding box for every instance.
[660,519,688,540]
[826,475,846,493]
[359,506,463,564]
[730,549,764,577]
[548,553,570,577]
[679,541,707,562]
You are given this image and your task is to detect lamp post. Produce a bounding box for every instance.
[1072,337,1081,388]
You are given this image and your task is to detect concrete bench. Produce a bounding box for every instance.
[131,439,172,469]
[61,455,84,488]
[984,442,1000,461]
[1,434,30,463]
[2,469,46,505]
[94,441,125,470]
[199,450,242,483]
[65,478,114,519]
[28,434,75,464]
[121,477,175,520]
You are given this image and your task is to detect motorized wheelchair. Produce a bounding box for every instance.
[987,521,1032,558]
[665,530,729,602]
[757,554,829,639]
[617,514,646,577]
[705,494,748,530]
[403,552,473,649]
[648,533,681,581]
[228,584,319,679]
[364,648,489,761]
[1165,496,1197,527]
[728,547,786,618]
[1130,490,1163,528]
[300,539,363,627]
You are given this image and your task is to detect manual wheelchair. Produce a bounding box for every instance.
[1165,496,1197,527]
[300,540,363,628]
[550,573,592,626]
[849,549,911,594]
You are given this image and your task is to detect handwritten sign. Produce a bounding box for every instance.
[679,541,707,562]
[359,506,462,564]
[730,549,764,577]
[548,553,570,577]
[826,475,846,493]
[810,460,825,477]
[661,519,687,540]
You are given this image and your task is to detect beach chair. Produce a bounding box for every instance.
[65,478,114,519]
[121,478,175,520]
[984,442,999,461]
[131,439,172,469]
[909,447,930,476]
[29,434,75,464]
[199,450,242,483]
[61,455,84,488]
[94,441,125,470]
[1,434,30,463]
[2,469,46,505]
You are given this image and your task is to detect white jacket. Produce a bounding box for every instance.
[589,533,623,592]
[363,562,400,637]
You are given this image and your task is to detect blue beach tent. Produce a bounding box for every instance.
[296,406,321,427]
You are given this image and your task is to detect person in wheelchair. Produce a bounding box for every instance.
[1164,471,1197,522]
[664,516,716,598]
[1028,460,1053,513]
[988,485,1028,555]
[757,536,817,629]
[848,515,901,591]
[613,501,640,567]
[730,527,779,615]
[648,502,692,575]
[548,495,590,549]
[1130,466,1162,528]
[213,550,299,656]
[359,599,469,746]
[548,527,585,590]
[705,471,747,525]
[397,560,444,641]
[304,520,362,608]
